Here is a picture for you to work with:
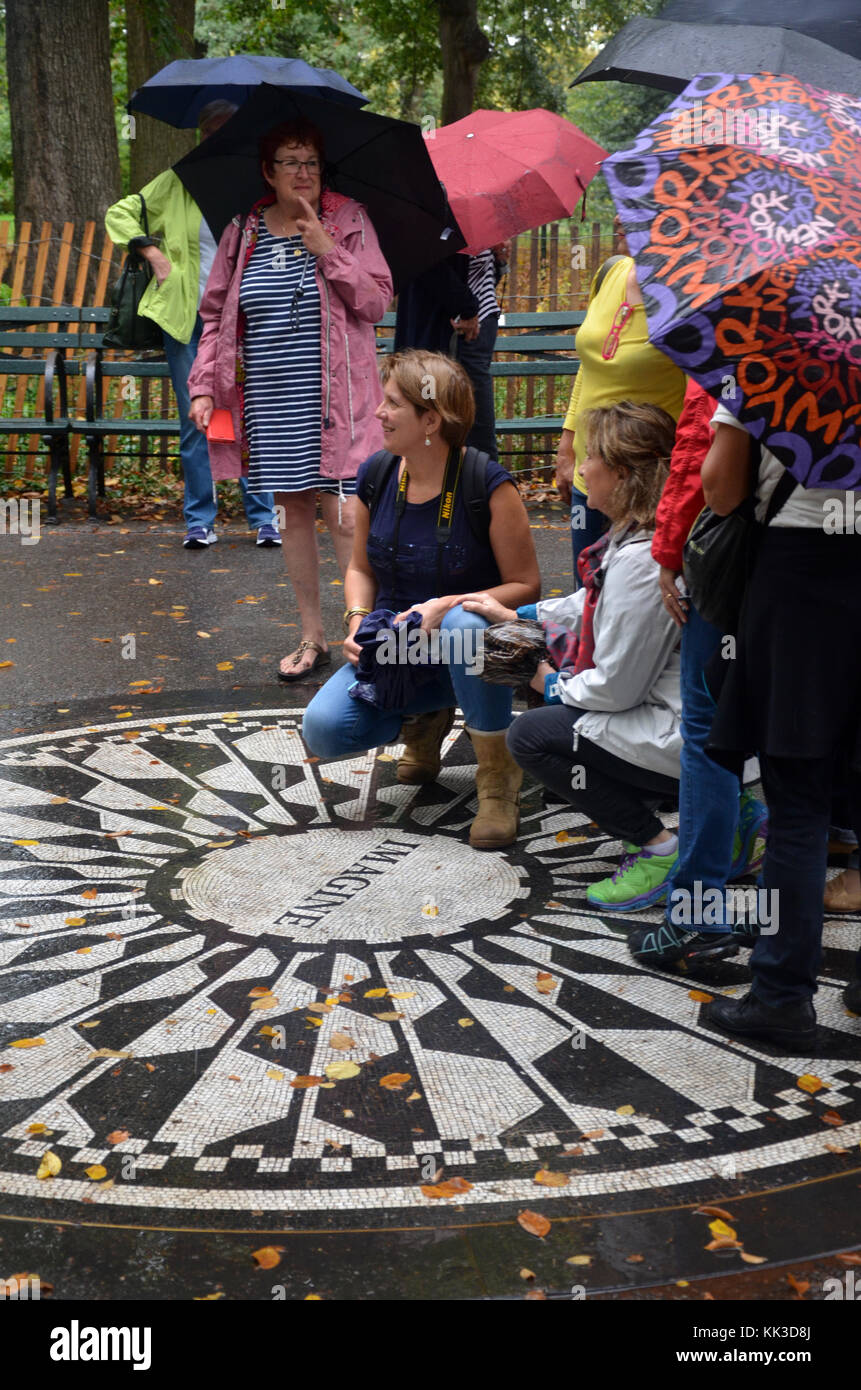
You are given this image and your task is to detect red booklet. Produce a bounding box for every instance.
[206,408,235,442]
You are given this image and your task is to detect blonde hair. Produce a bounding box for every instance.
[582,401,675,529]
[380,350,475,448]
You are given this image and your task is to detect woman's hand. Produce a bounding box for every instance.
[461,592,516,624]
[392,598,449,632]
[530,659,555,694]
[140,245,172,286]
[296,196,335,257]
[189,395,214,432]
[658,566,688,628]
[555,430,575,507]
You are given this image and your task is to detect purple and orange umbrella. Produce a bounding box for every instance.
[605,71,861,489]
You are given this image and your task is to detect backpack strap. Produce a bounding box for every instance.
[461,446,493,544]
[361,449,398,520]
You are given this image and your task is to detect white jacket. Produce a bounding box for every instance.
[537,524,682,780]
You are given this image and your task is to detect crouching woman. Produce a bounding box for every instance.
[302,350,540,848]
[467,402,681,909]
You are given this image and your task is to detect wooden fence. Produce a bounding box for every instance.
[0,217,614,482]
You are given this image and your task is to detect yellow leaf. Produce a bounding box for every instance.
[388,991,416,1000]
[197,631,211,638]
[305,1001,332,1013]
[534,1169,569,1188]
[329,1032,356,1051]
[80,1021,100,1029]
[364,987,388,998]
[147,578,162,585]
[616,1104,635,1116]
[216,662,234,671]
[520,1268,536,1280]
[458,1018,474,1028]
[250,995,279,1011]
[688,989,713,1003]
[258,1026,277,1037]
[193,1293,225,1300]
[325,1061,360,1081]
[13,839,39,846]
[379,1071,411,1089]
[421,1176,473,1199]
[406,1091,421,1102]
[740,1252,767,1264]
[797,1073,825,1094]
[0,660,15,669]
[76,947,92,955]
[37,1151,61,1180]
[305,1015,322,1027]
[305,1293,322,1300]
[566,1255,592,1266]
[708,1218,738,1241]
[85,1165,107,1181]
[88,1048,133,1059]
[65,917,86,926]
[266,1068,285,1082]
[10,1037,45,1049]
[374,1011,404,1022]
[27,1123,49,1134]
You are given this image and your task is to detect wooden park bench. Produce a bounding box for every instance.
[0,307,75,520]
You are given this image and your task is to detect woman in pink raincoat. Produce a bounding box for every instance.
[188,120,393,680]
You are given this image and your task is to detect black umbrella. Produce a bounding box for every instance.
[660,0,861,60]
[173,84,465,291]
[128,55,367,127]
[571,16,861,96]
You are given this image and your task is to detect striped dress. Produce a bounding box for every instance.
[239,221,355,495]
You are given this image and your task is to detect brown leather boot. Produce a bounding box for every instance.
[397,707,456,785]
[467,727,522,849]
[824,869,861,914]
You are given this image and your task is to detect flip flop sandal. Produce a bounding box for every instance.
[277,639,332,683]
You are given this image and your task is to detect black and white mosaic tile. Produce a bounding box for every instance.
[0,708,859,1227]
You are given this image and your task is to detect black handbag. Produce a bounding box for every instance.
[683,436,795,633]
[102,195,163,351]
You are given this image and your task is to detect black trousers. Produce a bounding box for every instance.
[507,704,678,846]
[754,753,861,1006]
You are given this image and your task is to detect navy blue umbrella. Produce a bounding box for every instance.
[128,54,367,128]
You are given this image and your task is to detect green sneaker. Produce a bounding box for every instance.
[587,845,679,913]
[730,789,769,881]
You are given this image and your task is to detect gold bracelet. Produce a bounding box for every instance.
[343,606,371,631]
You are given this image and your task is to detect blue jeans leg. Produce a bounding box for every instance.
[442,605,512,731]
[302,663,458,759]
[570,485,608,585]
[457,315,498,459]
[667,603,741,929]
[163,315,275,532]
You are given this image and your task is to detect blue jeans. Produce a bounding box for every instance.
[456,314,499,459]
[302,605,512,757]
[570,485,608,585]
[667,603,743,929]
[163,315,275,532]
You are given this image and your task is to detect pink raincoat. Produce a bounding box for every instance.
[187,191,393,482]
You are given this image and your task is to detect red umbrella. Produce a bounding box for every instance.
[426,108,607,253]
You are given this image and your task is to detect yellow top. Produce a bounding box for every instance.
[564,257,687,493]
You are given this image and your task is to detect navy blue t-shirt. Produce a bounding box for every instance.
[355,453,514,611]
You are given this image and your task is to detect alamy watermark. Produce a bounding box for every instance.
[671,101,781,149]
[668,882,779,933]
[376,625,485,675]
[0,498,41,545]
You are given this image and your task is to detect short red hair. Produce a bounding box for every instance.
[259,121,326,177]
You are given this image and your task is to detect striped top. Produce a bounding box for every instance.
[239,222,354,495]
[468,251,500,324]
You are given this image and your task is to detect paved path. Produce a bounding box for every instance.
[0,516,858,1300]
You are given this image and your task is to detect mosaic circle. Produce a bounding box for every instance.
[0,709,859,1228]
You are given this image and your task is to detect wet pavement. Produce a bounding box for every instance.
[0,507,859,1303]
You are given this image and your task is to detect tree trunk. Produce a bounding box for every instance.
[436,0,491,125]
[6,0,121,230]
[126,0,198,192]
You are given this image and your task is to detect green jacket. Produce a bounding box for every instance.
[104,169,204,345]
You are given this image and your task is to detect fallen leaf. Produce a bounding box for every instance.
[688,989,713,1003]
[85,1165,107,1181]
[421,1176,473,1199]
[250,996,279,1011]
[705,1238,743,1251]
[81,888,98,900]
[824,1141,849,1154]
[379,1071,411,1089]
[27,1123,49,1135]
[64,917,86,927]
[836,1253,861,1266]
[364,987,388,998]
[517,1210,551,1238]
[216,661,234,671]
[76,947,92,955]
[566,1255,591,1266]
[695,1205,734,1221]
[145,1063,155,1073]
[248,986,274,998]
[106,1130,130,1145]
[520,1268,536,1280]
[616,1104,635,1116]
[708,1218,737,1241]
[266,1068,285,1082]
[626,1254,644,1263]
[821,1110,844,1127]
[10,1037,45,1049]
[374,1011,404,1022]
[0,1064,14,1072]
[196,631,211,638]
[503,984,515,993]
[251,1246,284,1271]
[227,1075,241,1082]
[797,1073,825,1094]
[787,1273,810,1299]
[560,1146,583,1157]
[388,991,416,1000]
[740,1252,767,1264]
[458,1018,474,1028]
[305,1001,332,1013]
[406,1091,421,1102]
[533,1169,568,1188]
[580,1129,604,1140]
[329,1032,356,1051]
[193,1292,225,1300]
[289,1075,324,1089]
[36,1151,61,1180]
[325,1061,361,1081]
[88,1049,133,1059]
